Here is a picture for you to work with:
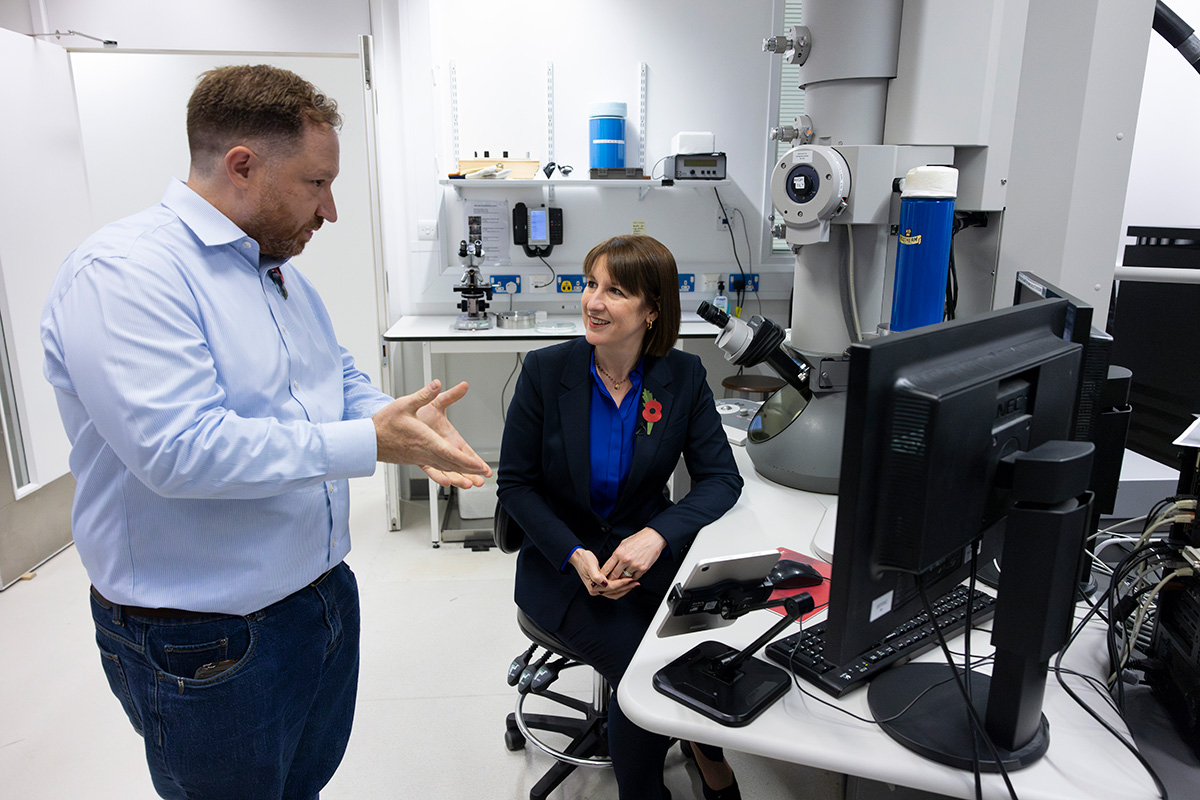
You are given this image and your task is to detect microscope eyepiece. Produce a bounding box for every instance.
[699,302,811,400]
[697,300,730,329]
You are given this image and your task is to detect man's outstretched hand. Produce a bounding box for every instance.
[373,380,492,489]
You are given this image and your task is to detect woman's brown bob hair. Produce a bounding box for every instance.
[582,236,681,358]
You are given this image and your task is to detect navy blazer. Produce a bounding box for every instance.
[497,338,743,631]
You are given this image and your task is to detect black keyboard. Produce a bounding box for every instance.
[764,585,997,697]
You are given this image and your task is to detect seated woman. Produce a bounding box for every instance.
[498,235,744,800]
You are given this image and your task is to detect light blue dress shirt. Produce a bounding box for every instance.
[41,180,391,615]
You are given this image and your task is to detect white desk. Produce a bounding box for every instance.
[620,447,1160,800]
[382,315,715,544]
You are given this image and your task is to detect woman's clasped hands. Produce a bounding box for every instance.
[568,528,666,600]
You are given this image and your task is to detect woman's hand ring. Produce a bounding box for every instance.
[622,568,634,578]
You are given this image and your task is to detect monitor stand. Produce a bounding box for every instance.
[869,664,1049,771]
[976,541,1096,601]
[868,441,1094,771]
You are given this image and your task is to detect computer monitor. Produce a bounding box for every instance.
[1013,271,1112,444]
[826,298,1095,770]
[1013,272,1122,594]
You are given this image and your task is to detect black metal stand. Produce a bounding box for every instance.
[869,441,1095,771]
[653,593,814,727]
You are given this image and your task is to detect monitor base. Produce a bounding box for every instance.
[868,663,1049,772]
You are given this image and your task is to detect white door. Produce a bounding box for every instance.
[68,51,385,415]
[0,30,94,494]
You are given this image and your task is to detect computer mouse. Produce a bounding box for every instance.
[768,559,824,590]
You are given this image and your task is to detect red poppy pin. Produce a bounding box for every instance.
[641,389,663,435]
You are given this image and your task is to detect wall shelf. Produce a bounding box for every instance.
[439,177,730,202]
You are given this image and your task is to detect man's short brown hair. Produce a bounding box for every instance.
[582,235,682,358]
[187,64,341,171]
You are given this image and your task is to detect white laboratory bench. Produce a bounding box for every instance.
[619,445,1162,800]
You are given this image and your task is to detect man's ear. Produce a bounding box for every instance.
[224,146,259,188]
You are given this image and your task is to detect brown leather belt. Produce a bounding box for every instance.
[89,567,336,619]
[89,586,226,619]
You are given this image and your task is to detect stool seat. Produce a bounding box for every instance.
[517,609,590,665]
[721,374,786,400]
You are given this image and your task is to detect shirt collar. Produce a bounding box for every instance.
[160,178,277,272]
[161,179,249,247]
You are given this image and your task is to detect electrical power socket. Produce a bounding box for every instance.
[728,273,760,293]
[556,274,586,293]
[490,274,521,294]
[417,220,437,240]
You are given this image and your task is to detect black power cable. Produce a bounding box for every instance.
[532,255,556,289]
[1056,575,1171,799]
[946,212,988,321]
[713,188,747,313]
[916,577,1020,800]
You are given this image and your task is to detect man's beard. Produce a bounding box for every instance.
[244,184,322,259]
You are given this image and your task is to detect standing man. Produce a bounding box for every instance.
[40,64,489,799]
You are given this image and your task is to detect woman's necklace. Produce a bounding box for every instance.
[596,362,627,391]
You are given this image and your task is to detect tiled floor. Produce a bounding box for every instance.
[0,473,835,799]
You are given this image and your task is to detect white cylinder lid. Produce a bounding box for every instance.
[902,165,958,199]
[589,101,627,118]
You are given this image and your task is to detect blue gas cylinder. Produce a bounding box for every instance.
[889,166,958,333]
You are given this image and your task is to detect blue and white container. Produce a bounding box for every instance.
[889,166,958,333]
[589,102,626,169]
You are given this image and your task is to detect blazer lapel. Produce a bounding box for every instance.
[615,355,675,511]
[559,340,594,507]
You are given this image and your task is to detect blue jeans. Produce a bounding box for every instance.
[90,562,360,800]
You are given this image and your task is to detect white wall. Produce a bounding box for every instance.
[372,0,791,459]
[3,0,390,470]
[8,0,1199,464]
[67,51,383,400]
[30,0,368,53]
[388,0,790,320]
[1120,0,1200,243]
[0,0,31,31]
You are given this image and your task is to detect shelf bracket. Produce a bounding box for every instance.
[638,62,648,171]
[546,62,556,206]
[450,61,460,169]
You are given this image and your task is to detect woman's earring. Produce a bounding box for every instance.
[647,318,654,331]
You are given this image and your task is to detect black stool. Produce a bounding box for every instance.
[494,505,613,800]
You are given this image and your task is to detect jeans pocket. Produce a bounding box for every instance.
[149,617,253,684]
[97,646,143,735]
[164,638,230,680]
